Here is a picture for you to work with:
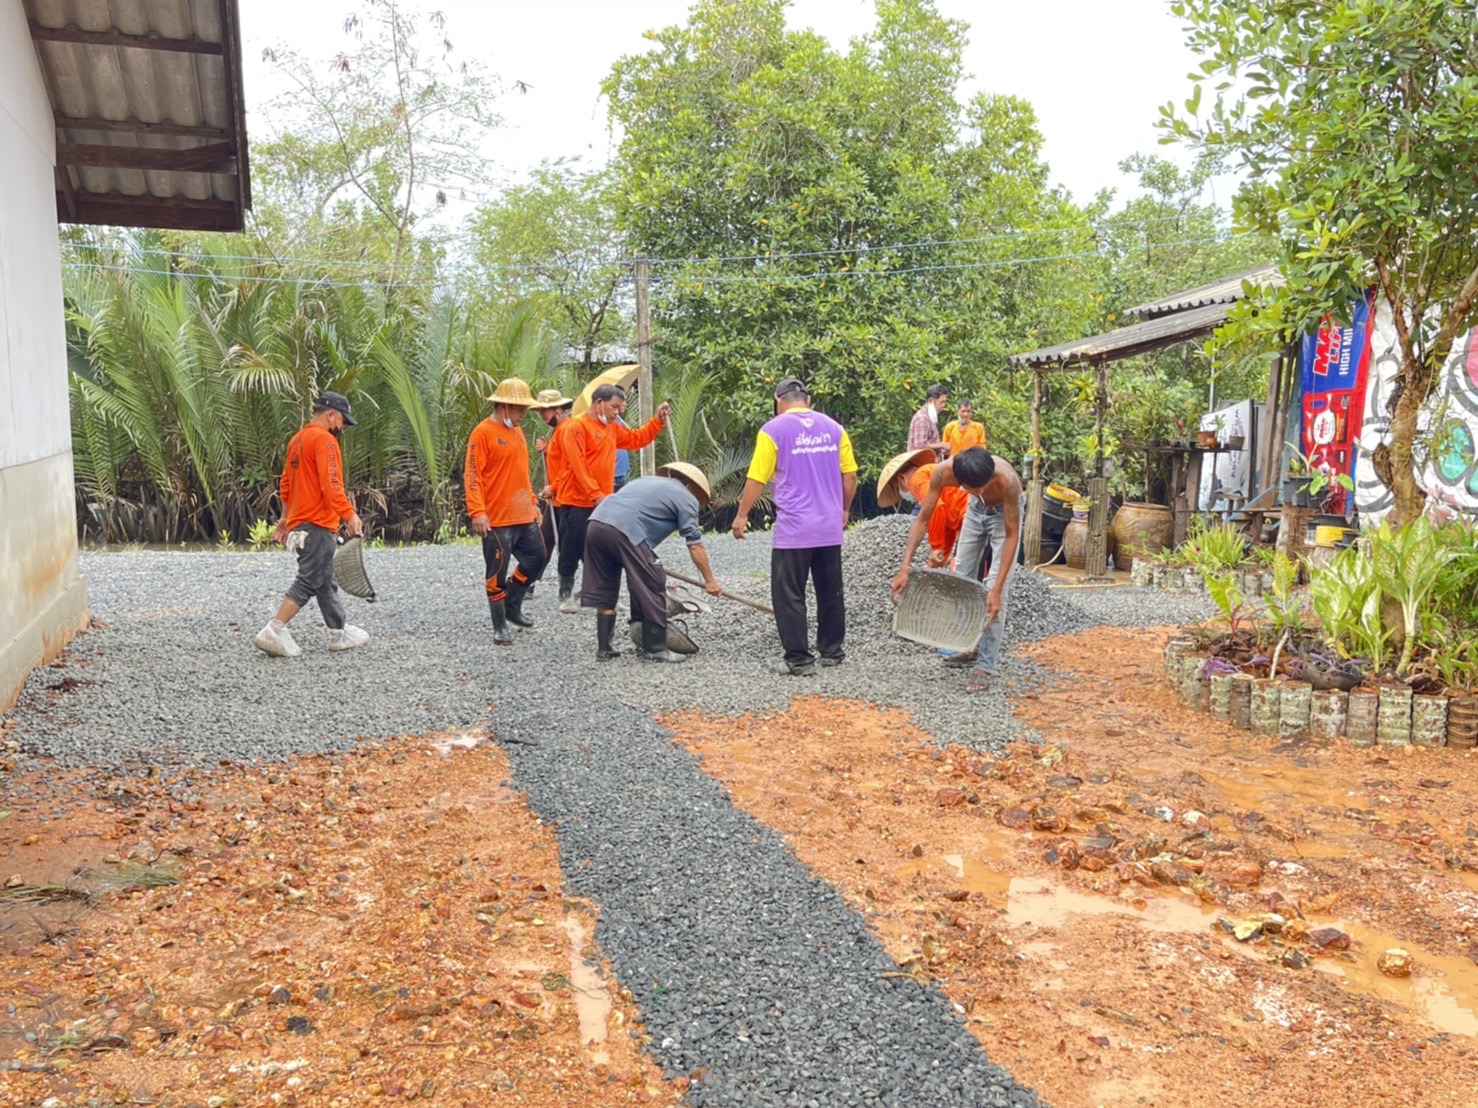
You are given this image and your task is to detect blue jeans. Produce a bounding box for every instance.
[951,498,1008,676]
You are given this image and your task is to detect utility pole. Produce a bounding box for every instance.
[635,256,654,477]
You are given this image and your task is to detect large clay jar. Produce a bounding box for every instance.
[1062,517,1089,569]
[1110,502,1174,573]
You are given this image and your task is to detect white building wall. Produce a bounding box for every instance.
[0,1,88,710]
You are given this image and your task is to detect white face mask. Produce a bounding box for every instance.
[900,485,916,504]
[597,412,610,425]
[501,415,514,429]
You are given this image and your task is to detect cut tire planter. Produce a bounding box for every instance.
[1161,642,1466,751]
[1310,690,1349,739]
[1376,685,1413,747]
[1346,689,1379,746]
[1412,695,1448,749]
[1251,678,1282,735]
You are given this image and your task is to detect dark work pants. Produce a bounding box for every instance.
[284,524,346,630]
[554,505,594,580]
[580,521,667,629]
[482,522,548,601]
[771,545,845,667]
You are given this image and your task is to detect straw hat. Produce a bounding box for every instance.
[489,377,535,406]
[876,448,937,509]
[531,387,574,410]
[657,461,712,507]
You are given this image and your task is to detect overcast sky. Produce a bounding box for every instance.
[238,0,1216,210]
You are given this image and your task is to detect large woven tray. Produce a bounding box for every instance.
[892,569,986,652]
[333,536,377,601]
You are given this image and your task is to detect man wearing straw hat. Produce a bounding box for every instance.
[255,391,368,658]
[889,447,1023,689]
[877,447,969,568]
[532,387,575,559]
[732,378,858,676]
[465,377,546,645]
[582,462,722,662]
[549,384,672,615]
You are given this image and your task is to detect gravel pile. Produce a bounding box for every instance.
[5,517,1210,765]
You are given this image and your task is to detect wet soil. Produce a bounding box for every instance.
[665,626,1478,1108]
[0,731,680,1107]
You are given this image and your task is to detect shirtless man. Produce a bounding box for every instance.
[889,446,1022,687]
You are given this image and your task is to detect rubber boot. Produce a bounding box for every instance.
[596,613,621,660]
[505,579,534,629]
[639,619,687,664]
[558,575,577,615]
[488,597,513,646]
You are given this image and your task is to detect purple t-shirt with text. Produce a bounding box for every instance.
[763,408,846,549]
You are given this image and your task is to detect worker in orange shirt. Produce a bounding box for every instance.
[942,399,987,457]
[877,448,969,568]
[465,378,546,645]
[548,383,671,614]
[255,392,367,658]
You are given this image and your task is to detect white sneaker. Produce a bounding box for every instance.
[254,621,301,658]
[328,624,370,652]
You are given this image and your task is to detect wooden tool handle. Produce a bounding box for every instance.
[666,569,774,614]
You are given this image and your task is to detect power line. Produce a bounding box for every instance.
[59,212,1233,272]
[60,231,1252,292]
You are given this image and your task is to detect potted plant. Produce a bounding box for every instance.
[1169,417,1192,450]
[1226,411,1246,451]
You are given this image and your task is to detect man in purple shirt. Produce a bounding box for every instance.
[733,379,859,675]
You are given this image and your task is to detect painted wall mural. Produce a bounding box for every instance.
[1353,300,1478,523]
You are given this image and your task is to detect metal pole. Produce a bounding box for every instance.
[635,256,655,478]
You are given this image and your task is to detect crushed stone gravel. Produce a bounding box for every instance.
[3,513,1212,1105]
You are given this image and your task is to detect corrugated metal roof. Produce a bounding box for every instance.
[1009,301,1233,370]
[1122,264,1281,320]
[25,0,250,232]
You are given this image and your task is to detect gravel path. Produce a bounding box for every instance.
[3,515,1211,1106]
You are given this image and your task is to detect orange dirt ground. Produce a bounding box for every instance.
[0,731,681,1107]
[665,626,1478,1108]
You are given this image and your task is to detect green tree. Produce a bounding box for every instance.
[603,0,1100,471]
[1163,0,1478,525]
[467,161,629,371]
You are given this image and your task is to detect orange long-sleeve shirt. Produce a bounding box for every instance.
[551,411,664,509]
[464,417,538,527]
[911,463,969,561]
[280,423,355,531]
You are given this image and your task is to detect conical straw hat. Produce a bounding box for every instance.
[489,377,535,406]
[876,448,937,508]
[572,364,641,417]
[657,461,711,507]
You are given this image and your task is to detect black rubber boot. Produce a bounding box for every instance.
[596,613,620,660]
[488,597,513,646]
[558,575,577,615]
[505,579,534,628]
[640,619,686,664]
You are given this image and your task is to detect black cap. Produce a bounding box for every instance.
[313,391,357,426]
[774,378,809,399]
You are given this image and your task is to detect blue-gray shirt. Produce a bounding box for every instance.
[590,476,703,549]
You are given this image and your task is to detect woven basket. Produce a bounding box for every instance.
[628,618,699,655]
[332,536,377,601]
[892,569,987,652]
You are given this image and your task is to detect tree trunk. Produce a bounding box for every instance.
[1385,351,1429,528]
